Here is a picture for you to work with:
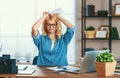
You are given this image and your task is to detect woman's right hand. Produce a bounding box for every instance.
[31,11,49,37]
[42,11,49,17]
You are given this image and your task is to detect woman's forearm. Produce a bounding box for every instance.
[32,16,46,36]
[32,12,48,36]
[57,14,74,28]
[32,16,46,30]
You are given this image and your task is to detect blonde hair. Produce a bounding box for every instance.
[42,14,62,39]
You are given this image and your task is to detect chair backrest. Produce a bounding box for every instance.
[32,56,38,65]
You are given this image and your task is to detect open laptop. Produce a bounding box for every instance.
[63,50,110,74]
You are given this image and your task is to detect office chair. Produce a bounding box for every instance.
[32,56,38,65]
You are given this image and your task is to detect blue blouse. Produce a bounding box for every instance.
[32,27,75,66]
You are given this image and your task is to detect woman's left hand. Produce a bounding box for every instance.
[53,13,62,19]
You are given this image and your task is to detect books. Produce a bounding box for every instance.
[111,27,119,39]
[115,66,120,72]
[114,66,120,75]
[87,5,95,16]
[114,72,120,75]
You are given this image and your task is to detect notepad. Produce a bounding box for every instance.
[18,69,35,75]
[18,65,28,70]
[46,66,80,74]
[46,66,64,71]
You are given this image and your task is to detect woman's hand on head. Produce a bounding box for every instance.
[54,13,61,18]
[42,11,49,17]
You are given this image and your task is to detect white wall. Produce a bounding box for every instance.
[0,0,78,64]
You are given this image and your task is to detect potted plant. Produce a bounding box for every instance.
[95,52,117,76]
[101,47,108,50]
[85,26,96,38]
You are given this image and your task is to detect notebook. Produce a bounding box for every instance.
[18,69,35,75]
[18,65,35,75]
[18,65,28,70]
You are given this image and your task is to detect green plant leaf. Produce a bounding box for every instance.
[96,52,115,62]
[85,26,95,31]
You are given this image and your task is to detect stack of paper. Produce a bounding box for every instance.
[46,66,80,74]
[114,66,120,75]
[46,66,64,71]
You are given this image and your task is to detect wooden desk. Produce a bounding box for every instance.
[0,65,119,78]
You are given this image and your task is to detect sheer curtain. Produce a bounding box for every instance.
[0,0,76,64]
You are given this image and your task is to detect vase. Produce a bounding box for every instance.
[95,61,116,76]
[85,31,96,38]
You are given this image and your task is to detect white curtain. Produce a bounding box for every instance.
[0,0,76,64]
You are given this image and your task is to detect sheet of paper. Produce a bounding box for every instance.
[49,8,63,14]
[18,65,28,70]
[46,66,80,72]
[61,66,80,70]
[114,72,120,75]
[18,69,35,75]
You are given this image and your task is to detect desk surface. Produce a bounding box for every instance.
[0,65,120,78]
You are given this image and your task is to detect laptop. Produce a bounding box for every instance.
[63,50,110,74]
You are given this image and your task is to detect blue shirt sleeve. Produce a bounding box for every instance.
[32,32,42,47]
[63,27,75,45]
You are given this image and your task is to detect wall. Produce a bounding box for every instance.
[0,0,78,64]
[78,0,120,60]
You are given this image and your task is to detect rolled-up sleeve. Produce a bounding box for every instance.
[63,27,75,45]
[32,32,42,47]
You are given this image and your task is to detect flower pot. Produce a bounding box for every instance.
[85,31,96,38]
[95,61,116,76]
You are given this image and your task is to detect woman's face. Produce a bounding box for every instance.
[46,20,57,34]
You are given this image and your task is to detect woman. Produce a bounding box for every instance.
[31,11,75,66]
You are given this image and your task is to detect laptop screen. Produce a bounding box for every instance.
[79,50,109,73]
